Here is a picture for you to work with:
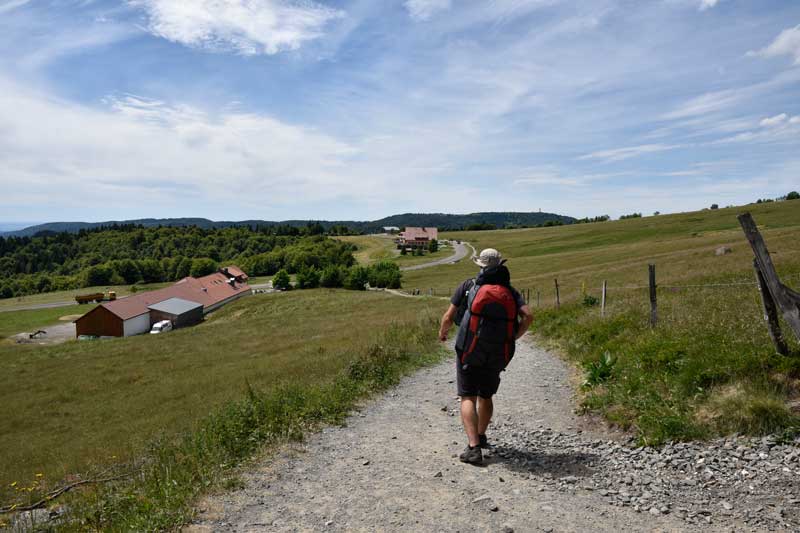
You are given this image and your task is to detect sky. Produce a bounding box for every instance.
[0,0,799,224]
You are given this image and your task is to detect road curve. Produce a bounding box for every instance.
[400,242,474,272]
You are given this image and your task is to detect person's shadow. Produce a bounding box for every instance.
[482,444,597,478]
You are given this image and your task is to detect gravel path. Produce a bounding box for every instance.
[188,338,800,532]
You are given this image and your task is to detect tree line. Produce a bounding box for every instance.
[0,224,358,299]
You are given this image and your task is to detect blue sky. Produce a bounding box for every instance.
[0,0,799,224]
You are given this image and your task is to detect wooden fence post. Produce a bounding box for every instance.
[753,259,789,355]
[648,264,657,327]
[738,212,800,341]
[601,280,607,317]
[554,279,560,309]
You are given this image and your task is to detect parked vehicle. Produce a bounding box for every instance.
[149,320,173,334]
[75,290,117,304]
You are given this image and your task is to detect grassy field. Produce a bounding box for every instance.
[405,200,800,443]
[337,235,398,264]
[0,290,445,502]
[339,234,454,268]
[0,282,173,312]
[0,304,86,340]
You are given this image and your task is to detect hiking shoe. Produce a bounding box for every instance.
[478,434,490,449]
[459,445,483,464]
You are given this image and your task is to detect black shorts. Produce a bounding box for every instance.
[455,352,501,398]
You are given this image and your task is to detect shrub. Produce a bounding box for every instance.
[710,203,719,210]
[295,267,320,289]
[319,265,345,288]
[787,191,800,201]
[582,294,599,307]
[367,261,402,289]
[272,269,291,290]
[428,239,439,253]
[344,266,369,290]
[84,264,114,286]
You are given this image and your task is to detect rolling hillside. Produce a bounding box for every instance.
[405,199,800,443]
[0,211,575,238]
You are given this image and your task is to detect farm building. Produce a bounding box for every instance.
[383,226,400,234]
[147,298,203,329]
[397,227,438,248]
[74,266,250,338]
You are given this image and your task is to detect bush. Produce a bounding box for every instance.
[295,267,320,289]
[272,269,291,290]
[582,294,599,307]
[84,264,114,286]
[367,261,402,289]
[428,239,438,253]
[319,265,345,288]
[710,203,719,210]
[787,191,800,201]
[344,266,369,290]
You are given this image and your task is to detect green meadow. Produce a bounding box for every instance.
[406,200,800,443]
[0,290,444,504]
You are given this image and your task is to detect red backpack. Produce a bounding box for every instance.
[454,283,518,371]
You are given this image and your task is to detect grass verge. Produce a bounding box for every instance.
[533,284,800,445]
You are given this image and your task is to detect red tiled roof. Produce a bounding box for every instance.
[99,269,250,321]
[401,227,438,241]
[223,265,248,280]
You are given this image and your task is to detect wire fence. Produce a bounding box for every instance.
[402,271,800,310]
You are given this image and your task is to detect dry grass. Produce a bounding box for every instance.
[0,290,445,496]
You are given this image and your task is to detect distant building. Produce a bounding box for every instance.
[74,266,250,338]
[383,226,400,234]
[397,227,438,248]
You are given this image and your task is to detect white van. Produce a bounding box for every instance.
[149,320,173,334]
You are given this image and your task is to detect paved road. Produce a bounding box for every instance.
[0,300,80,313]
[400,242,474,272]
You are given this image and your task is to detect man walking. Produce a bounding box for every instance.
[438,248,533,464]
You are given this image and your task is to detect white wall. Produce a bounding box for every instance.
[123,313,152,337]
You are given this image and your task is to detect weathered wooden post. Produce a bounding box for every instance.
[648,264,657,327]
[554,279,560,308]
[753,259,789,355]
[739,212,800,353]
[601,280,607,317]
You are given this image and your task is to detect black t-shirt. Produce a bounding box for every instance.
[450,278,527,310]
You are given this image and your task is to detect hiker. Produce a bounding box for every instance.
[438,248,533,464]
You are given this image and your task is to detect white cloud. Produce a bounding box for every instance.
[404,0,451,21]
[661,89,741,120]
[130,0,344,55]
[749,24,800,64]
[0,0,30,14]
[0,78,371,213]
[698,0,719,11]
[760,113,788,128]
[578,144,682,163]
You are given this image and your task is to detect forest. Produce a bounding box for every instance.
[0,224,357,298]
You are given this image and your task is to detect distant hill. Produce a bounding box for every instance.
[0,212,575,238]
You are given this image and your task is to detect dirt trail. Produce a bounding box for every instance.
[188,337,756,532]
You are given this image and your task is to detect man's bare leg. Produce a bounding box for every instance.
[459,396,480,447]
[477,396,493,436]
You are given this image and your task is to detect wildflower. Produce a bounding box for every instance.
[35,473,44,478]
[10,481,17,487]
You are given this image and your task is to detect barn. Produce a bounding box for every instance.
[147,298,203,329]
[74,266,250,338]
